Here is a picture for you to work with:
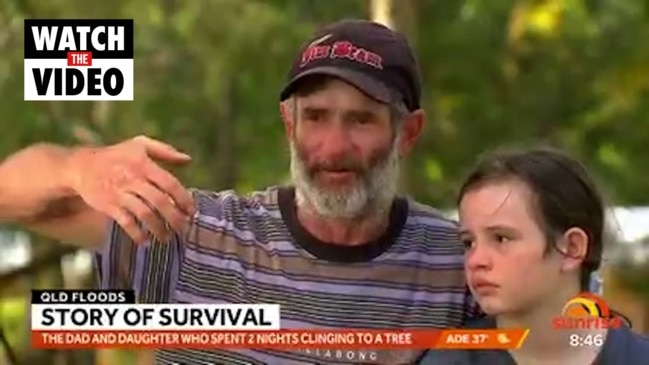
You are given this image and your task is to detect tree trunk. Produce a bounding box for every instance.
[213,77,238,190]
[370,0,394,29]
[373,0,422,195]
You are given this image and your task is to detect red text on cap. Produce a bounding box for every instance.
[300,41,383,70]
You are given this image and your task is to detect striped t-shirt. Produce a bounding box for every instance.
[97,185,479,364]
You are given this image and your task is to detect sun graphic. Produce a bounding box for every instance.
[561,292,609,318]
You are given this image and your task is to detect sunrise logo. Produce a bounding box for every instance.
[552,292,622,330]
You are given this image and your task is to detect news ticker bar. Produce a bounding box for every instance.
[29,290,530,351]
[32,329,529,350]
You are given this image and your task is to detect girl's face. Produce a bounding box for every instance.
[459,179,566,316]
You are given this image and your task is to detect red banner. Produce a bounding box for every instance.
[32,328,529,350]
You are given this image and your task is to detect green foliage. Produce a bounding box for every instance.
[616,263,649,300]
[0,1,648,358]
[1,0,648,207]
[0,297,27,350]
[613,236,649,301]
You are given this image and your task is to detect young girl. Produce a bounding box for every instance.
[418,147,649,364]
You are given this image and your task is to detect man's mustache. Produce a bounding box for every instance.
[306,158,365,175]
[294,145,366,176]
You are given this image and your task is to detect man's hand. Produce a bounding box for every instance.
[66,135,194,244]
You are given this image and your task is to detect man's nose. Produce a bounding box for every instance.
[318,121,353,158]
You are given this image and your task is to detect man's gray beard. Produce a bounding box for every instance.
[289,141,400,219]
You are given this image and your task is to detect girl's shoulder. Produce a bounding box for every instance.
[597,325,649,363]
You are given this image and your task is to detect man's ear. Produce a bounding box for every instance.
[397,109,425,157]
[279,99,295,139]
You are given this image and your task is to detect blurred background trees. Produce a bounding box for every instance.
[0,0,648,363]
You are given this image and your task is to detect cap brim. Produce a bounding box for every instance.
[280,66,391,104]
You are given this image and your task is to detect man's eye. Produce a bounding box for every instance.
[304,113,324,122]
[352,116,371,125]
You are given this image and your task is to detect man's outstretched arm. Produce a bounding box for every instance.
[0,136,194,249]
[0,143,108,248]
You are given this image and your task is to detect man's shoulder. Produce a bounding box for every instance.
[404,198,461,247]
[406,198,458,230]
[190,185,281,202]
[189,186,282,216]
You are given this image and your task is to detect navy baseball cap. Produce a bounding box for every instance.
[280,19,422,111]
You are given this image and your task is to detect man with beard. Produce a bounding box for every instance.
[0,20,478,364]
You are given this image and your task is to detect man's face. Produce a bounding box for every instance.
[288,78,401,219]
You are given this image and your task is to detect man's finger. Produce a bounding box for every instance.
[129,180,187,235]
[143,162,195,216]
[119,191,170,242]
[109,206,148,244]
[135,136,191,164]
